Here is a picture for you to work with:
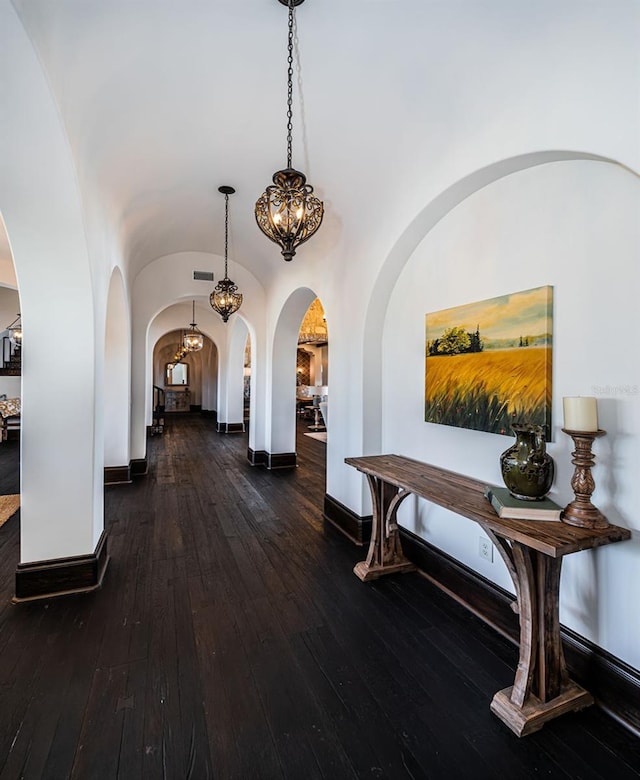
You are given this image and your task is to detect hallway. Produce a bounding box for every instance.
[0,417,639,779]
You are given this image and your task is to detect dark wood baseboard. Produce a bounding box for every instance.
[217,422,245,434]
[247,448,268,467]
[267,452,297,469]
[560,625,640,737]
[129,457,148,477]
[325,500,640,737]
[323,493,372,546]
[14,531,109,603]
[201,410,217,420]
[190,404,202,413]
[104,465,132,486]
[247,448,296,469]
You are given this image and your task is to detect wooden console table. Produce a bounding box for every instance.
[345,454,630,736]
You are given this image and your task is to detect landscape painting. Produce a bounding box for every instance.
[425,285,553,438]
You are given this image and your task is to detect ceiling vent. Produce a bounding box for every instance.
[193,270,214,282]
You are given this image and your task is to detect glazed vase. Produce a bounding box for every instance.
[500,423,555,501]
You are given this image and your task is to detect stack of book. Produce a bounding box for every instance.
[484,486,563,521]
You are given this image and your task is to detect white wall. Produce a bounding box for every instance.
[316,0,640,520]
[219,317,248,427]
[1,0,102,562]
[382,159,640,668]
[104,268,130,468]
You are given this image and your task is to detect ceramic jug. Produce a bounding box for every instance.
[500,423,554,500]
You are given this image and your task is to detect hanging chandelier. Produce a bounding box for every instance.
[210,186,243,323]
[6,313,22,346]
[255,0,323,262]
[173,345,188,363]
[182,300,204,352]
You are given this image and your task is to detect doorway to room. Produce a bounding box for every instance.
[296,297,329,454]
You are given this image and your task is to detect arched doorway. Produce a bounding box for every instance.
[152,328,218,421]
[296,298,329,445]
[267,288,329,470]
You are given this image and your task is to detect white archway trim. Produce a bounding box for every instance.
[362,150,639,458]
[148,301,224,415]
[130,251,266,462]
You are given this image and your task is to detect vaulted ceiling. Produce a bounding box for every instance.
[7,1,636,296]
[10,0,368,288]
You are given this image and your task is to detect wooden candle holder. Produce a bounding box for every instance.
[561,429,609,529]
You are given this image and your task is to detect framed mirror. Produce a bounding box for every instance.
[165,362,188,386]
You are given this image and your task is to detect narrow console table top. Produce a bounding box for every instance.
[345,454,630,556]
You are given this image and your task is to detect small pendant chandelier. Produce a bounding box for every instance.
[6,313,22,346]
[173,343,188,362]
[182,300,204,352]
[255,0,324,262]
[210,185,243,323]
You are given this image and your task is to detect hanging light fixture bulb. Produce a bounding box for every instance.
[210,186,243,323]
[183,300,204,352]
[255,0,323,262]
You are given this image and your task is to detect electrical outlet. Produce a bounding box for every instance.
[478,536,493,562]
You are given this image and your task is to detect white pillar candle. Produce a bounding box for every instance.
[563,396,598,432]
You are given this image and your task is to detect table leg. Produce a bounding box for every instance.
[489,542,593,736]
[353,475,417,582]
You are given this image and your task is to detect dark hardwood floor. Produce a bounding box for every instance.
[0,416,639,779]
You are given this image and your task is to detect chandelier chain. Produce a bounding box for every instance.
[224,192,229,277]
[286,1,294,168]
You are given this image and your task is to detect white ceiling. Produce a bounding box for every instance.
[11,0,365,287]
[9,1,638,292]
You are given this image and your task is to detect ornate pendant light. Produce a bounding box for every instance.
[210,186,243,323]
[183,300,204,352]
[255,0,323,262]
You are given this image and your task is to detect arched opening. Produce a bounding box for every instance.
[269,288,329,470]
[152,328,218,421]
[362,151,627,462]
[142,299,221,445]
[296,298,329,445]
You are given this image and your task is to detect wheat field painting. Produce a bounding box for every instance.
[425,286,553,438]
